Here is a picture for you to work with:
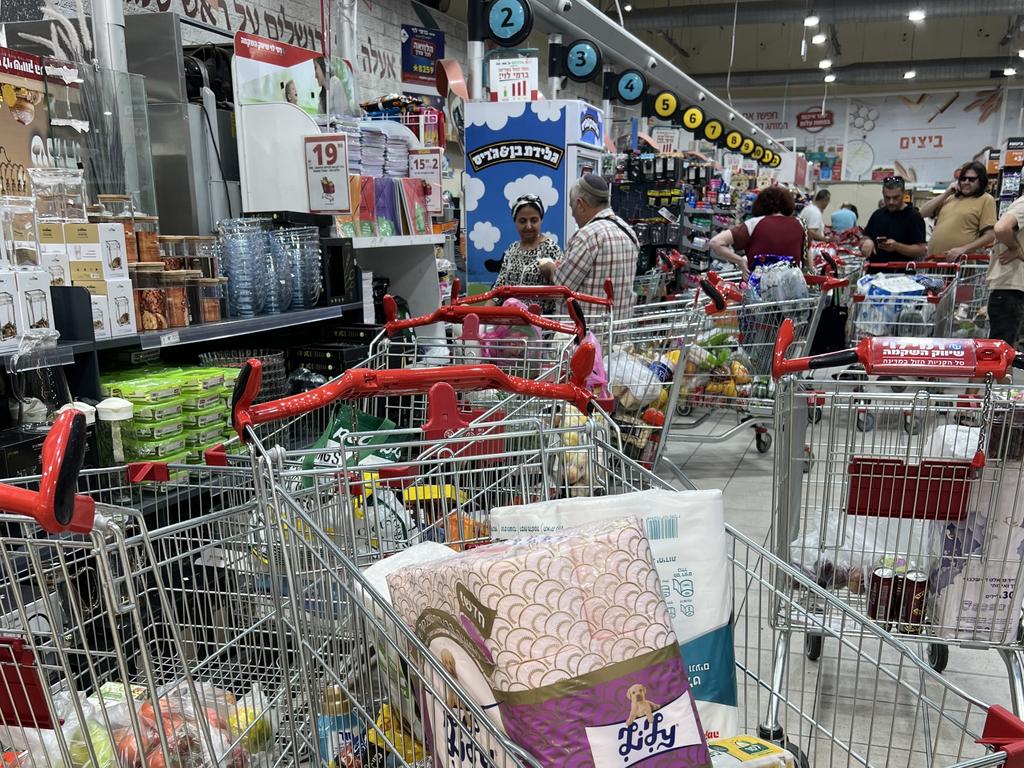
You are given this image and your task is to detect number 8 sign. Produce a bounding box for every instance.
[305,134,351,215]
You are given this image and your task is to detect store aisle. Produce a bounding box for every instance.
[665,428,1018,765]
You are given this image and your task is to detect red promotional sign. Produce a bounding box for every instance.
[796,108,834,133]
[869,338,977,376]
[234,31,320,67]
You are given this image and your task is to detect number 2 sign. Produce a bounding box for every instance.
[409,148,443,215]
[304,134,351,215]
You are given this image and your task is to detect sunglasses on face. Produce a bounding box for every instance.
[960,176,979,182]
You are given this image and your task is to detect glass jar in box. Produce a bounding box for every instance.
[160,269,190,327]
[183,270,203,324]
[0,292,16,340]
[98,195,139,264]
[135,216,160,262]
[0,196,38,267]
[25,289,50,329]
[198,278,227,322]
[194,237,221,277]
[131,263,168,331]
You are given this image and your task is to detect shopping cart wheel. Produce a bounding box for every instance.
[785,742,811,768]
[928,643,949,673]
[806,633,823,661]
[808,405,823,424]
[756,727,810,768]
[755,431,773,453]
[856,411,875,432]
[676,403,693,418]
[903,413,922,435]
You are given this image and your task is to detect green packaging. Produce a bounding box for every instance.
[133,397,184,422]
[132,417,184,441]
[125,434,188,459]
[108,377,181,403]
[185,424,225,447]
[182,389,223,411]
[183,405,225,429]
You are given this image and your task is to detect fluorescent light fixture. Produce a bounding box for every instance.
[818,58,832,69]
[812,32,827,44]
[1005,66,1018,76]
[823,73,836,83]
[803,14,819,27]
[908,8,926,21]
[904,69,917,79]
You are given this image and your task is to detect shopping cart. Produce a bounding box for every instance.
[672,270,846,453]
[772,319,1024,709]
[851,261,960,341]
[953,253,992,338]
[241,373,1024,767]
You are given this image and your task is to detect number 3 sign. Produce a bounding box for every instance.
[305,134,352,215]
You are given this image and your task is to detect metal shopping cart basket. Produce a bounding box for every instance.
[851,261,960,341]
[673,270,846,454]
[771,319,1024,709]
[240,370,1024,768]
[953,253,992,338]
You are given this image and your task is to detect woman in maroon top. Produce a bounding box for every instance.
[710,187,809,277]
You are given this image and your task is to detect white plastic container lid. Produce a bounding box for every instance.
[58,401,97,425]
[96,397,133,421]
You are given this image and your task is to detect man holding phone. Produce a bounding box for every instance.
[860,176,927,267]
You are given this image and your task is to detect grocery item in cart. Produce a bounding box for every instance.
[490,489,738,742]
[387,517,711,768]
[708,735,795,766]
[306,404,407,469]
[609,349,662,410]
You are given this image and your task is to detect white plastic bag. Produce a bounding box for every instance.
[608,350,661,411]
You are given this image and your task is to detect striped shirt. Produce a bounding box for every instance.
[557,208,638,318]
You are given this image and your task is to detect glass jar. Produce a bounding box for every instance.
[28,168,86,222]
[0,292,16,340]
[131,262,168,332]
[97,196,139,264]
[159,235,186,270]
[193,237,221,278]
[25,289,50,329]
[135,216,160,263]
[96,397,133,465]
[160,269,190,328]
[197,277,227,323]
[183,270,203,324]
[0,195,38,268]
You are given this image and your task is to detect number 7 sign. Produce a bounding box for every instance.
[304,134,352,214]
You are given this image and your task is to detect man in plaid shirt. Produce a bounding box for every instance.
[543,174,638,318]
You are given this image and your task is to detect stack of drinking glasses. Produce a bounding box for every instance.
[218,217,270,318]
[270,227,322,310]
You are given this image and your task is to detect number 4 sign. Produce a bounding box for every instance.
[304,134,352,214]
[409,147,443,215]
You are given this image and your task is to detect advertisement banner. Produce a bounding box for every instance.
[488,58,539,102]
[401,25,445,87]
[233,31,324,116]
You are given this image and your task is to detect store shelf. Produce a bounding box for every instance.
[684,207,735,216]
[95,305,358,351]
[1,340,92,373]
[351,235,444,249]
[685,222,711,234]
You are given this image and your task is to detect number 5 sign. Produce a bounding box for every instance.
[304,134,351,214]
[409,147,443,215]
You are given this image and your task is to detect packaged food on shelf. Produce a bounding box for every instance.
[0,270,22,349]
[183,404,226,429]
[181,389,223,411]
[107,278,137,336]
[185,424,224,447]
[125,432,188,459]
[133,396,184,422]
[106,376,181,403]
[131,416,184,441]
[36,222,69,286]
[64,221,129,278]
[15,269,54,330]
[180,367,227,392]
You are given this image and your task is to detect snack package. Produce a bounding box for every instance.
[708,736,795,766]
[387,518,712,768]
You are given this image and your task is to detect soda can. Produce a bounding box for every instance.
[898,570,929,634]
[868,567,897,627]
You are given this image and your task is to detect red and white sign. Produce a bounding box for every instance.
[488,58,539,102]
[304,134,352,215]
[409,147,443,215]
[869,338,976,376]
[650,127,682,154]
[795,108,834,133]
[234,31,319,66]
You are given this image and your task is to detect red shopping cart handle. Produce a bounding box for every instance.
[805,274,849,292]
[866,260,960,272]
[383,294,584,338]
[979,705,1024,768]
[451,277,614,308]
[0,410,95,533]
[701,272,847,314]
[956,252,991,263]
[232,343,597,439]
[772,317,1024,379]
[818,251,841,275]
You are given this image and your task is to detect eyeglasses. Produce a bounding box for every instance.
[960,176,979,182]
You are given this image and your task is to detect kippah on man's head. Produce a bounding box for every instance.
[578,173,610,202]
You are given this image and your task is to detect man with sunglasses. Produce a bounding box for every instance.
[920,161,996,260]
[860,176,927,267]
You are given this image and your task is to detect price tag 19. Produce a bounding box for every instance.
[304,134,352,215]
[409,147,443,215]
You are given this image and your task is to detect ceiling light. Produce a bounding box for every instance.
[803,14,819,27]
[1005,66,1018,76]
[908,8,926,21]
[818,58,832,69]
[812,32,827,44]
[904,69,917,79]
[823,73,836,83]
[623,3,632,10]
[1019,49,1024,58]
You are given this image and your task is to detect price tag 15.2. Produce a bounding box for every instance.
[408,148,443,215]
[304,134,351,215]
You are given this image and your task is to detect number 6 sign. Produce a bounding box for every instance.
[304,134,352,215]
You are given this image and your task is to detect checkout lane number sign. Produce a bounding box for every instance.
[565,39,602,82]
[304,134,352,215]
[615,69,647,105]
[488,0,533,47]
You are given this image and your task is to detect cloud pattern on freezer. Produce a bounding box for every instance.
[466,102,527,131]
[464,176,486,212]
[503,174,560,213]
[531,101,564,123]
[470,221,502,253]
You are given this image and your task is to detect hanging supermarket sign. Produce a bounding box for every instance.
[468,140,563,171]
[401,25,445,87]
[796,108,834,132]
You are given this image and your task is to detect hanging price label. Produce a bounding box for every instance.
[304,134,352,215]
[409,147,443,215]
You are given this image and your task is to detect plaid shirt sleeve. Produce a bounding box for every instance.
[556,228,595,293]
[557,212,638,316]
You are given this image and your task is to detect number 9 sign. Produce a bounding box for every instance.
[615,69,647,105]
[740,137,755,156]
[681,106,705,133]
[487,0,533,47]
[565,39,601,82]
[652,91,678,120]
